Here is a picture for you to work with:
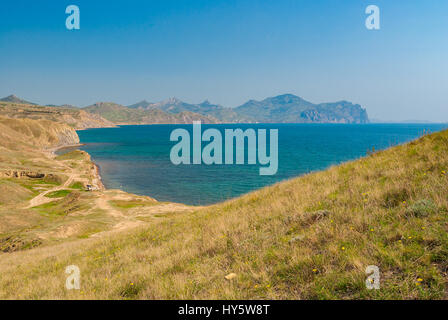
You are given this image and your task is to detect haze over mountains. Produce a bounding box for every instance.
[126,97,254,123]
[84,102,221,125]
[1,94,369,124]
[235,94,368,124]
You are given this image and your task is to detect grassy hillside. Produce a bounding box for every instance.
[0,94,36,105]
[0,127,447,299]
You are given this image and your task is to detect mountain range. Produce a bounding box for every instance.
[1,94,369,124]
[84,102,220,124]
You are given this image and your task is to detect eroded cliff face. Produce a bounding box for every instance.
[299,106,369,124]
[50,123,80,148]
[0,116,80,150]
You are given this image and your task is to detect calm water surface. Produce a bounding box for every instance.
[77,123,447,205]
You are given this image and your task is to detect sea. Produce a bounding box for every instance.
[75,123,448,205]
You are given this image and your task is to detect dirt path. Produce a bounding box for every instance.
[25,172,76,209]
[95,195,125,218]
[24,158,198,238]
[90,193,145,237]
[91,192,196,238]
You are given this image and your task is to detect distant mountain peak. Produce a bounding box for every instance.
[264,94,310,103]
[275,93,299,99]
[127,100,154,109]
[0,94,36,105]
[166,97,182,104]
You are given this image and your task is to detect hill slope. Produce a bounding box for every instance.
[0,116,79,151]
[0,94,37,105]
[133,98,255,123]
[0,127,446,299]
[0,101,115,130]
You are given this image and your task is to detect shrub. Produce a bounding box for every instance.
[45,189,72,198]
[405,199,437,217]
[70,181,85,190]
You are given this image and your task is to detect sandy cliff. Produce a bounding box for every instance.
[0,116,80,150]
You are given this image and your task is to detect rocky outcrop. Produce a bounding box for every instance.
[299,102,369,124]
[0,170,62,181]
[0,235,42,253]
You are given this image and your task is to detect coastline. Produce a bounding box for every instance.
[50,141,106,192]
[91,159,105,191]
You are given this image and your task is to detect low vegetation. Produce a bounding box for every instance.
[55,151,86,161]
[69,182,85,190]
[45,190,73,198]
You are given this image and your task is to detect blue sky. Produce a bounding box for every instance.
[0,0,447,121]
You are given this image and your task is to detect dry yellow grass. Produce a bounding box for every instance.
[1,127,447,299]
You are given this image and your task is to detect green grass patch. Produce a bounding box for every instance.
[33,192,87,217]
[69,181,85,190]
[109,200,156,209]
[45,190,72,198]
[55,150,85,161]
[405,199,437,218]
[33,201,59,214]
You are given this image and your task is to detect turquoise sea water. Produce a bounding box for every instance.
[77,124,447,205]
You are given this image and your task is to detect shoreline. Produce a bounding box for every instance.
[74,122,448,129]
[91,159,105,191]
[50,142,106,192]
[49,143,85,156]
